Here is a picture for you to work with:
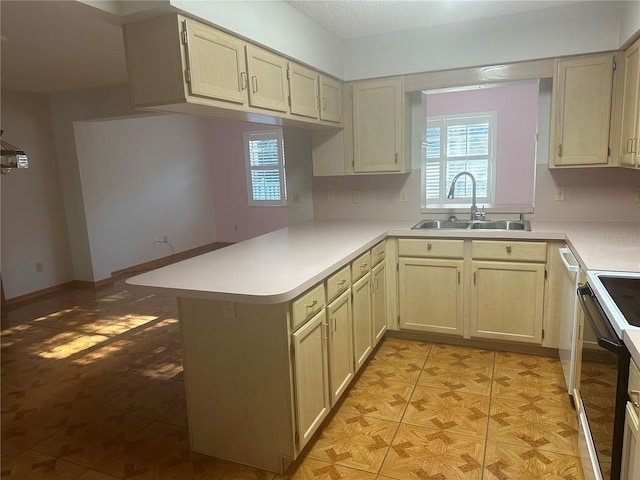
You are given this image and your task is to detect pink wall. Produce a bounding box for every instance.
[208,118,288,243]
[426,83,538,205]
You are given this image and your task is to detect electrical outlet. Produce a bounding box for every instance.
[400,189,409,202]
[222,302,235,319]
[154,235,168,245]
[327,191,336,203]
[293,191,300,203]
[352,190,361,203]
[554,186,565,201]
[35,262,43,273]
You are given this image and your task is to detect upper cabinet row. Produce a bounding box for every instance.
[550,40,640,169]
[123,15,342,126]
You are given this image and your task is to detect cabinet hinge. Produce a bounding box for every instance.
[544,269,548,280]
[184,68,191,84]
[542,329,545,340]
[181,21,189,45]
[613,61,617,71]
[397,315,400,327]
[394,153,398,164]
[286,68,290,80]
[557,143,563,157]
[294,431,299,447]
[288,95,291,107]
[353,358,357,370]
[290,343,295,358]
[396,263,399,272]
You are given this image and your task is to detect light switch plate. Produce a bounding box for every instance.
[352,190,361,203]
[555,186,565,201]
[400,189,409,202]
[327,191,336,203]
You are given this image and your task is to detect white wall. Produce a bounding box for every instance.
[170,0,344,78]
[283,128,315,227]
[343,2,625,80]
[48,84,139,281]
[1,90,74,299]
[73,114,216,282]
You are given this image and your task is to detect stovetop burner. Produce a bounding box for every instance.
[599,276,640,327]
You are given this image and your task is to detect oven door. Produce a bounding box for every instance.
[578,284,630,480]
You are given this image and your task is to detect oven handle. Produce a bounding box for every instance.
[578,284,623,353]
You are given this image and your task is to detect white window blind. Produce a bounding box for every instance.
[243,130,286,206]
[423,112,496,207]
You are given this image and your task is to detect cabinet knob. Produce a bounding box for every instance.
[631,389,640,408]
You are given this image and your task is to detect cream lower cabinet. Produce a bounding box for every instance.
[352,273,373,371]
[470,261,545,344]
[470,240,547,344]
[398,257,464,335]
[372,261,387,343]
[326,290,354,404]
[291,309,331,452]
[622,359,640,479]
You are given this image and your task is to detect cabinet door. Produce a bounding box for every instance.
[550,54,614,167]
[319,75,342,123]
[352,273,373,371]
[617,39,640,167]
[372,261,387,344]
[246,45,289,112]
[353,78,405,173]
[184,19,248,105]
[289,62,319,119]
[398,258,463,336]
[470,261,545,344]
[622,401,640,480]
[292,310,330,452]
[327,290,354,405]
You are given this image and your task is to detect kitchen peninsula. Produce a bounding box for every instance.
[126,219,640,473]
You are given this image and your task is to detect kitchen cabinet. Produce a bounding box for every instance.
[398,239,464,335]
[549,53,615,167]
[319,75,342,123]
[615,38,640,168]
[291,309,331,452]
[623,358,640,479]
[470,241,546,344]
[326,289,354,405]
[371,241,387,344]
[123,14,341,127]
[245,45,289,112]
[352,252,373,371]
[352,78,409,173]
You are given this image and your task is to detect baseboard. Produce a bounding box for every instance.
[2,242,232,311]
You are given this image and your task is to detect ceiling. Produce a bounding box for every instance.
[0,0,595,94]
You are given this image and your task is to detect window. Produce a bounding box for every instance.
[243,130,286,206]
[423,112,497,207]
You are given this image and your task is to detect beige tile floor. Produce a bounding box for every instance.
[1,281,585,479]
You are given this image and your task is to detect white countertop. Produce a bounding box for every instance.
[126,219,640,303]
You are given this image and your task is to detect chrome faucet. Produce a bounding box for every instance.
[447,171,483,221]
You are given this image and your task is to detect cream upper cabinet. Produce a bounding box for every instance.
[288,62,319,119]
[319,75,342,123]
[183,18,248,105]
[352,78,408,173]
[245,45,289,112]
[549,53,615,167]
[616,38,640,168]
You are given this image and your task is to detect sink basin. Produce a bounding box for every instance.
[413,220,472,230]
[469,220,531,231]
[412,219,531,231]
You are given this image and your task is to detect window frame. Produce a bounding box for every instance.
[243,130,287,207]
[421,111,497,209]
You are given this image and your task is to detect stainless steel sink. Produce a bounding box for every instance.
[412,219,531,231]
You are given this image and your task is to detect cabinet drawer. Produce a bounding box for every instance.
[326,265,351,303]
[398,239,464,259]
[292,283,326,330]
[472,241,547,262]
[371,240,386,266]
[351,251,372,282]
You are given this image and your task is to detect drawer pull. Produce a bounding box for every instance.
[360,263,369,271]
[306,300,318,309]
[506,245,512,253]
[631,389,640,408]
[337,279,347,286]
[427,242,432,250]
